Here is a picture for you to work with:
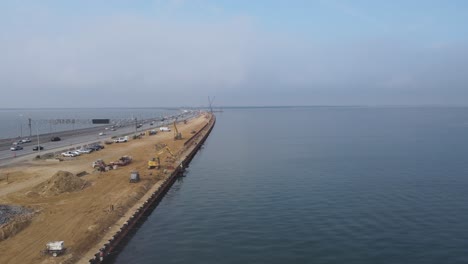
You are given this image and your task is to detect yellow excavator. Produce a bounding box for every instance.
[173,121,182,140]
[148,146,176,169]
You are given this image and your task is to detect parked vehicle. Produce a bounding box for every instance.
[89,145,102,151]
[71,150,81,156]
[99,132,105,136]
[159,127,171,132]
[84,148,94,154]
[77,148,93,154]
[113,136,128,143]
[61,151,77,157]
[76,148,86,154]
[10,145,23,151]
[12,141,23,145]
[93,144,104,149]
[32,146,44,151]
[21,138,31,143]
[147,129,157,136]
[51,137,61,142]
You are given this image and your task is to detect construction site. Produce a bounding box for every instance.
[0,112,215,264]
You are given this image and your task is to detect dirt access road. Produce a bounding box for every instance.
[0,114,211,264]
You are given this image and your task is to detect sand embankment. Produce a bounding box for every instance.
[0,113,213,264]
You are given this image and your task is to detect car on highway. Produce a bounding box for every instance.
[32,146,44,151]
[21,138,31,143]
[61,151,77,157]
[51,137,61,142]
[10,145,23,151]
[99,132,105,136]
[12,141,23,145]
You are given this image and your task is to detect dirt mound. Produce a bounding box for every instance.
[33,171,87,196]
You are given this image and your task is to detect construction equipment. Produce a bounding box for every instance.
[173,121,182,140]
[148,146,176,170]
[92,159,107,171]
[42,241,65,257]
[110,156,132,166]
[165,146,176,157]
[147,156,160,169]
[130,171,140,183]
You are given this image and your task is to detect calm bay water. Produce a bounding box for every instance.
[114,107,468,264]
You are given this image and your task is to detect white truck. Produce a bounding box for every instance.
[113,136,128,143]
[159,127,171,132]
[61,151,77,157]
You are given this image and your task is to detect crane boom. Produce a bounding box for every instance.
[173,121,182,140]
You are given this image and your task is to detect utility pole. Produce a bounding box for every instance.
[18,113,24,138]
[135,117,138,134]
[36,121,40,154]
[28,118,32,137]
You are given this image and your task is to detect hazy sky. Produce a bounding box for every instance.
[1,0,468,107]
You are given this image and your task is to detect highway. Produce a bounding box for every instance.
[0,111,198,166]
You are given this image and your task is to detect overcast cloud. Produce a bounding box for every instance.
[1,1,467,107]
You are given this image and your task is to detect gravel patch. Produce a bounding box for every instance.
[0,205,32,225]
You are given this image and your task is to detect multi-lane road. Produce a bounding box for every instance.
[0,111,197,165]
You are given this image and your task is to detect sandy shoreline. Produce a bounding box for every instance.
[0,113,214,264]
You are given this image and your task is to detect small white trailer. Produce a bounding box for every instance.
[159,127,171,132]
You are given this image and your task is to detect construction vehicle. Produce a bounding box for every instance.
[173,121,182,140]
[130,171,140,183]
[148,146,176,170]
[92,159,106,170]
[110,156,132,166]
[147,156,160,169]
[42,241,65,257]
[165,146,176,157]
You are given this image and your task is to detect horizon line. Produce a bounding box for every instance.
[1,104,468,110]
